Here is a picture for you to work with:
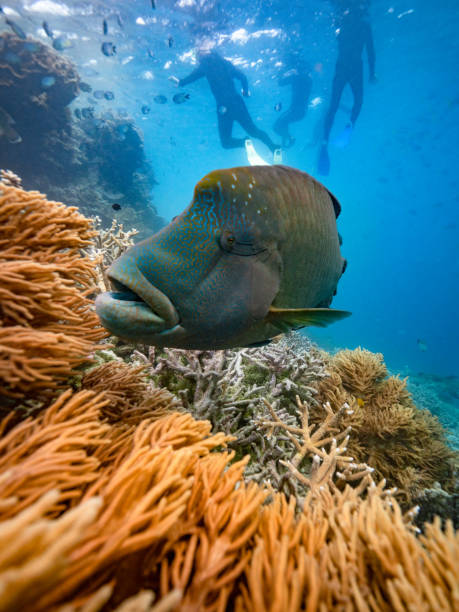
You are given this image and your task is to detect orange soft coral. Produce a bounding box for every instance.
[0,375,457,612]
[0,182,108,401]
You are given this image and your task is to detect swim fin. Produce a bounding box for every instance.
[245,139,270,166]
[318,144,330,175]
[273,148,283,164]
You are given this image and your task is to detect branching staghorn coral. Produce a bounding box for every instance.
[133,339,457,505]
[259,395,372,500]
[0,379,457,612]
[88,217,138,293]
[314,348,456,503]
[0,169,21,188]
[0,181,108,403]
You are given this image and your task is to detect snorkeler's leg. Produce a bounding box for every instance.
[323,69,346,143]
[236,98,279,153]
[349,64,363,126]
[274,110,298,147]
[217,111,245,149]
[333,66,363,148]
[319,69,346,175]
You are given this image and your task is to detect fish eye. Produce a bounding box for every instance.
[219,230,236,252]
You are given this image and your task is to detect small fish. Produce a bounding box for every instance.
[41,76,55,88]
[93,90,105,99]
[95,165,349,350]
[74,108,82,119]
[103,19,108,35]
[79,81,92,93]
[101,42,116,56]
[274,102,282,112]
[147,49,155,58]
[116,14,123,28]
[356,397,365,407]
[104,90,114,100]
[151,0,156,8]
[0,106,22,144]
[81,106,95,119]
[173,92,190,104]
[42,20,53,38]
[53,36,73,51]
[154,94,167,104]
[218,105,227,115]
[6,18,26,39]
[417,339,428,352]
[112,203,121,211]
[141,104,151,114]
[167,36,173,48]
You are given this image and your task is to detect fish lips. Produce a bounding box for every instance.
[95,261,180,337]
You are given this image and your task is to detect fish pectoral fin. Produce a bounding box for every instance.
[267,307,351,331]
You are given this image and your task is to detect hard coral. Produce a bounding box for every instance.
[315,347,456,503]
[0,181,107,403]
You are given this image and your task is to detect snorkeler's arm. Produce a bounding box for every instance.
[179,65,205,87]
[365,23,376,81]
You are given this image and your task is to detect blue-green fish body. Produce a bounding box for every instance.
[96,165,350,349]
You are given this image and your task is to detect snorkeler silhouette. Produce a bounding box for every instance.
[318,1,376,175]
[273,56,312,149]
[173,48,279,154]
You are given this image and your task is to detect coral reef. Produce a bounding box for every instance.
[0,374,457,611]
[0,32,164,239]
[53,115,165,237]
[131,342,456,508]
[88,217,139,293]
[313,348,456,504]
[0,33,79,174]
[0,180,107,405]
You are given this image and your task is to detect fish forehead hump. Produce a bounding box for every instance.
[194,165,338,239]
[193,166,284,234]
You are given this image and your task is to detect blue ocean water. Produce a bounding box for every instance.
[1,0,458,381]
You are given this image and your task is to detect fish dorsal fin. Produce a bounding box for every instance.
[326,189,341,218]
[267,306,351,331]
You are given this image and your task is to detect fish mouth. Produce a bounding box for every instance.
[109,269,180,327]
[95,264,180,337]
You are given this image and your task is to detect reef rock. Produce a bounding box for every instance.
[0,33,164,239]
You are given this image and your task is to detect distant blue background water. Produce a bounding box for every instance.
[4,0,459,376]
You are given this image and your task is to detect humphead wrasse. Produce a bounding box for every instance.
[95,165,350,349]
